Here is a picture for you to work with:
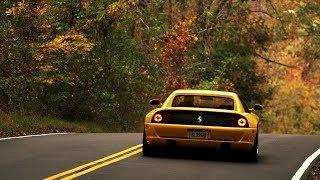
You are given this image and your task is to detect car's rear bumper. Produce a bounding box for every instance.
[145,123,257,151]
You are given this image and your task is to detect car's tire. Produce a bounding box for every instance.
[248,134,259,162]
[142,131,154,156]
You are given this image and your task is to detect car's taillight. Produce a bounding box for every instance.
[153,114,162,122]
[237,118,247,127]
[152,112,173,123]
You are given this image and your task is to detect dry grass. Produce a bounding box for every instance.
[0,111,118,138]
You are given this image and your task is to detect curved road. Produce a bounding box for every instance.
[0,133,319,179]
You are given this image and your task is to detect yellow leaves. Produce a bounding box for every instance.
[261,77,320,134]
[313,18,320,25]
[173,17,196,30]
[83,19,93,29]
[68,82,75,86]
[35,54,45,61]
[96,0,138,29]
[108,2,125,17]
[127,0,138,5]
[297,1,306,7]
[140,65,150,77]
[256,38,304,82]
[286,9,296,15]
[5,8,16,16]
[5,1,27,16]
[39,65,54,72]
[296,27,308,36]
[43,78,54,86]
[34,6,47,16]
[40,23,51,30]
[42,32,94,54]
[81,0,91,9]
[105,0,138,20]
[152,41,159,50]
[193,36,198,42]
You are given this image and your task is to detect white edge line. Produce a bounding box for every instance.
[291,148,320,180]
[0,133,70,141]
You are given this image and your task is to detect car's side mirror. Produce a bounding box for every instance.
[253,104,263,111]
[149,99,160,106]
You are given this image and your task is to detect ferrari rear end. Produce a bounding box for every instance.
[143,90,261,160]
[144,109,257,151]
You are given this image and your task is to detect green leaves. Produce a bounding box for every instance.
[0,0,318,133]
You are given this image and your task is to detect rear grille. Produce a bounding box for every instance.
[152,110,248,128]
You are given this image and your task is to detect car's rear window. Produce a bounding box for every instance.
[171,95,235,110]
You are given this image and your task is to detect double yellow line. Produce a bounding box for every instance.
[45,144,142,180]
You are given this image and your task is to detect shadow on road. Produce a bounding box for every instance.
[142,147,262,164]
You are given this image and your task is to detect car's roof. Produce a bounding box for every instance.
[172,89,238,97]
[162,89,242,112]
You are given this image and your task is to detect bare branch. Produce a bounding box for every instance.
[254,53,298,68]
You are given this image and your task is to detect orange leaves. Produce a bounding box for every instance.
[155,18,198,91]
[157,18,198,64]
[41,32,94,55]
[286,68,302,81]
[35,54,45,61]
[40,23,51,30]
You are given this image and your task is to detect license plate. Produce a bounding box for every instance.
[188,131,210,139]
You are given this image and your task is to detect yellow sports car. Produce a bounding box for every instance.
[143,89,263,160]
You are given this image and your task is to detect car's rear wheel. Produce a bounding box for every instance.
[248,134,258,161]
[143,131,154,156]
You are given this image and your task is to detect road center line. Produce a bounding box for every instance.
[0,133,69,141]
[291,148,320,180]
[61,148,142,180]
[44,144,142,180]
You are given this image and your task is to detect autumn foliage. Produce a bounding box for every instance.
[0,0,319,134]
[156,18,198,92]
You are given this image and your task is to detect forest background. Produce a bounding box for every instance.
[0,0,319,137]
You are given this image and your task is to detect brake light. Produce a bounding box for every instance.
[238,118,247,127]
[153,114,162,122]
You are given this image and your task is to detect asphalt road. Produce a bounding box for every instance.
[0,133,319,180]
